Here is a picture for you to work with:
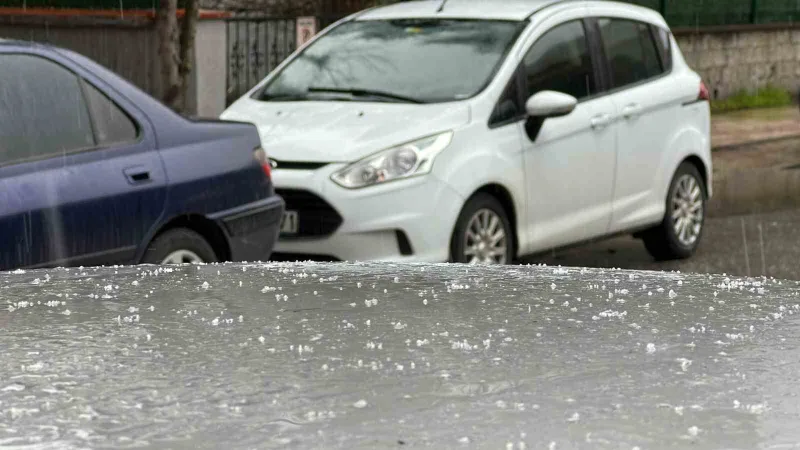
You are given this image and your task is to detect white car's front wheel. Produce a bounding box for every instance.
[450,193,514,265]
[642,162,707,261]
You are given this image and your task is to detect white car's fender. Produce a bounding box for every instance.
[431,127,528,256]
[659,123,713,203]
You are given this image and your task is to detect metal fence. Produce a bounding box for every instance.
[225,15,296,105]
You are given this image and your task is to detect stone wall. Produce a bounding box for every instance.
[674,25,800,100]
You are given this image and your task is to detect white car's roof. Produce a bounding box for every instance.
[356,1,668,29]
[356,0,571,21]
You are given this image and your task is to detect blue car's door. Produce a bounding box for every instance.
[0,51,166,270]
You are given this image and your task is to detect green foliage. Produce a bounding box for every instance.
[625,0,800,26]
[711,85,794,113]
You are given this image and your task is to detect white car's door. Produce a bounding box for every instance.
[592,14,681,233]
[519,18,618,252]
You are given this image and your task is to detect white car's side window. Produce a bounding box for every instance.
[521,20,597,100]
[653,26,673,71]
[490,19,596,127]
[597,18,666,89]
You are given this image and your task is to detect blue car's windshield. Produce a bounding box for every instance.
[255,19,525,104]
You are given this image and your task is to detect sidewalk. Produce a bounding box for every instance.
[710,107,800,218]
[712,106,800,150]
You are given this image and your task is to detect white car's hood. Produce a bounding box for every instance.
[221,99,471,163]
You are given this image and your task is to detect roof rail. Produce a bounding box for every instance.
[345,5,378,21]
[526,0,587,20]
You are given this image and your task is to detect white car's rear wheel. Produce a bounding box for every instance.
[642,162,707,261]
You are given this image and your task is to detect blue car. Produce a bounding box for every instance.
[0,40,284,271]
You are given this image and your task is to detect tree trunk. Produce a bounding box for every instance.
[157,0,180,111]
[176,0,200,113]
[157,0,199,114]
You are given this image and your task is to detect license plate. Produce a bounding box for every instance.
[280,210,299,235]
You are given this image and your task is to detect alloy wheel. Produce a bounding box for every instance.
[670,174,704,247]
[463,208,508,264]
[161,250,204,265]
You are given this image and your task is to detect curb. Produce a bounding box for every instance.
[708,165,800,218]
[712,133,800,152]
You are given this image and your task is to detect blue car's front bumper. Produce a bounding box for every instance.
[209,195,285,263]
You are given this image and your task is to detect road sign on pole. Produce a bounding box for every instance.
[296,16,317,49]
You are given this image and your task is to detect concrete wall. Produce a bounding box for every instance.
[710,163,800,218]
[194,19,227,117]
[675,25,800,99]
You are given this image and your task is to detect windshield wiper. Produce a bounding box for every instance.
[260,93,311,102]
[307,87,424,104]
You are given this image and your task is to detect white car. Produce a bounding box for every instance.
[221,0,711,265]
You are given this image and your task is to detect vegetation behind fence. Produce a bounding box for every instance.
[628,0,800,26]
[4,0,800,27]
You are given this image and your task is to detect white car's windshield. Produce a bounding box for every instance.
[255,19,525,104]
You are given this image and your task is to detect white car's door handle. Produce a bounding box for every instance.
[621,103,642,119]
[590,113,613,130]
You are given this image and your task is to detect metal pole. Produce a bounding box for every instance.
[750,0,759,24]
[245,16,251,94]
[225,21,230,106]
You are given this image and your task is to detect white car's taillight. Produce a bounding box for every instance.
[698,80,710,102]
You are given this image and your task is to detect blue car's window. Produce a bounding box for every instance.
[83,81,138,146]
[0,54,95,166]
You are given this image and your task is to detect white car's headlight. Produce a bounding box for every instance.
[331,131,453,189]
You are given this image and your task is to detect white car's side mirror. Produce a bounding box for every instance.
[525,90,578,118]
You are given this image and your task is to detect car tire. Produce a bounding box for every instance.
[142,228,218,265]
[450,193,514,265]
[642,162,707,261]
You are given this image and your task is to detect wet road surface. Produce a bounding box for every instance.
[525,208,800,280]
[3,262,800,449]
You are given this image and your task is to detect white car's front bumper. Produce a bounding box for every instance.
[271,165,465,262]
